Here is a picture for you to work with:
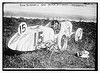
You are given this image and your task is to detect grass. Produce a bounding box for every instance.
[3,37,95,68]
[3,17,96,69]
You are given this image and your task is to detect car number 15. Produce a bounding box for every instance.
[34,31,43,46]
[18,22,27,34]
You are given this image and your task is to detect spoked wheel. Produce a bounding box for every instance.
[61,35,67,48]
[75,28,83,41]
[58,34,68,51]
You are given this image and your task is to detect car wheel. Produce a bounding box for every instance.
[58,34,68,51]
[75,28,83,41]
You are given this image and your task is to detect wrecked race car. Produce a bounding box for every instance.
[8,20,83,51]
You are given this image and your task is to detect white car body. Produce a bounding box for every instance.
[8,20,83,51]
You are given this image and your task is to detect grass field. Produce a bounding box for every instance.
[3,17,97,69]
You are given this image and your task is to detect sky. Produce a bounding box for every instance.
[4,3,97,21]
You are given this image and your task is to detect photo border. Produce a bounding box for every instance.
[2,2,98,71]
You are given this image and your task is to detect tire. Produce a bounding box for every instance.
[75,28,83,41]
[58,34,68,51]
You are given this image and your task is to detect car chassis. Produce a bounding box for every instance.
[8,20,83,52]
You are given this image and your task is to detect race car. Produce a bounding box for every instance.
[8,20,83,51]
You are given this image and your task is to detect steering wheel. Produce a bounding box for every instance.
[51,20,61,34]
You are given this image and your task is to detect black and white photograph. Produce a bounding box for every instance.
[2,2,98,71]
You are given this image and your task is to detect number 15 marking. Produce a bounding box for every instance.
[18,22,27,34]
[34,31,43,46]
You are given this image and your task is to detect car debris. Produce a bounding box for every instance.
[76,50,89,58]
